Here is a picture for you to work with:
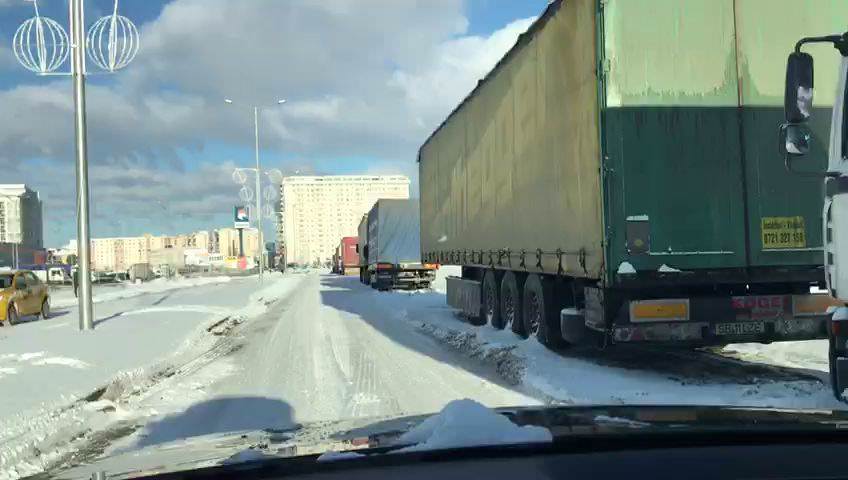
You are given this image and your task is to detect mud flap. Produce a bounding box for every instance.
[447,276,481,319]
[560,308,589,345]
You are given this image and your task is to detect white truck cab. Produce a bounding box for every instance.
[827,56,848,300]
[783,34,847,398]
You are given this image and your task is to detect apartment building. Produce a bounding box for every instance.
[0,184,43,248]
[278,175,410,265]
[89,230,220,271]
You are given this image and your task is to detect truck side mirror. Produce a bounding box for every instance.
[784,51,814,123]
[782,123,812,156]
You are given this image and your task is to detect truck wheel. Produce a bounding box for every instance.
[500,272,525,336]
[364,271,372,286]
[482,270,503,329]
[522,274,562,347]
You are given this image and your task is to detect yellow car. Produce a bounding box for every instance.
[0,270,50,326]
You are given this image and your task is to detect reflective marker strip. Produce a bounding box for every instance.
[630,299,689,322]
[792,294,842,317]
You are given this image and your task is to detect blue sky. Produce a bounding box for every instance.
[0,0,548,247]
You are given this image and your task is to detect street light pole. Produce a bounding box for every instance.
[254,106,263,282]
[226,99,285,282]
[70,0,94,331]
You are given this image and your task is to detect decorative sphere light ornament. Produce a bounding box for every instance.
[266,168,283,184]
[232,169,248,185]
[262,204,274,219]
[239,186,254,203]
[12,0,69,74]
[86,0,139,72]
[263,187,275,202]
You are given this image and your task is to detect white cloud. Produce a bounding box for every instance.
[390,17,536,128]
[0,0,535,244]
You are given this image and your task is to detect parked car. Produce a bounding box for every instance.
[0,269,51,326]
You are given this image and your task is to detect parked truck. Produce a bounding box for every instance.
[780,31,848,398]
[357,215,370,285]
[338,237,360,276]
[361,199,437,290]
[419,0,847,347]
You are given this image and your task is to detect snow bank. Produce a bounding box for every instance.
[374,285,843,410]
[395,399,551,452]
[0,275,303,480]
[52,276,233,309]
[721,340,829,372]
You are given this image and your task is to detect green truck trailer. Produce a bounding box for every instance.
[418,0,847,347]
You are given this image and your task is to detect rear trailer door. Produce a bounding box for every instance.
[602,0,747,273]
[602,0,845,280]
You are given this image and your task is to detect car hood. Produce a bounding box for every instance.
[47,404,848,479]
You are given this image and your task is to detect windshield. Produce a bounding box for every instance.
[1,1,848,478]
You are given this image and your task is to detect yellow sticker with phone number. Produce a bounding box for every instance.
[761,216,806,249]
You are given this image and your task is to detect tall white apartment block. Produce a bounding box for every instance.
[278,175,410,265]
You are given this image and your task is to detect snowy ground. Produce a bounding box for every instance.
[49,275,238,309]
[366,267,841,409]
[0,274,303,479]
[2,268,845,479]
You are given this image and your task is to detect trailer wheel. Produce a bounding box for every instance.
[522,274,561,347]
[482,270,503,329]
[500,272,525,336]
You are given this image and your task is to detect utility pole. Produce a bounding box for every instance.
[254,106,263,282]
[226,99,286,282]
[70,0,94,330]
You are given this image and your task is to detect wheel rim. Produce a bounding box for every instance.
[528,291,541,335]
[503,286,515,328]
[43,301,50,317]
[484,282,496,323]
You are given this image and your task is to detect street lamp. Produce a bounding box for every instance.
[225,98,286,282]
[232,165,284,280]
[11,0,141,331]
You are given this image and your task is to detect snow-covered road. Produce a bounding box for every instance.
[124,273,539,449]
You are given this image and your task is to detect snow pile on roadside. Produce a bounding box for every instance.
[395,399,551,452]
[0,275,301,480]
[52,276,234,309]
[721,340,829,372]
[375,267,843,410]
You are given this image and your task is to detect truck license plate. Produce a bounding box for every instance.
[714,322,765,336]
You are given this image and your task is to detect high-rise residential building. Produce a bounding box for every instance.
[278,175,410,265]
[0,184,43,248]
